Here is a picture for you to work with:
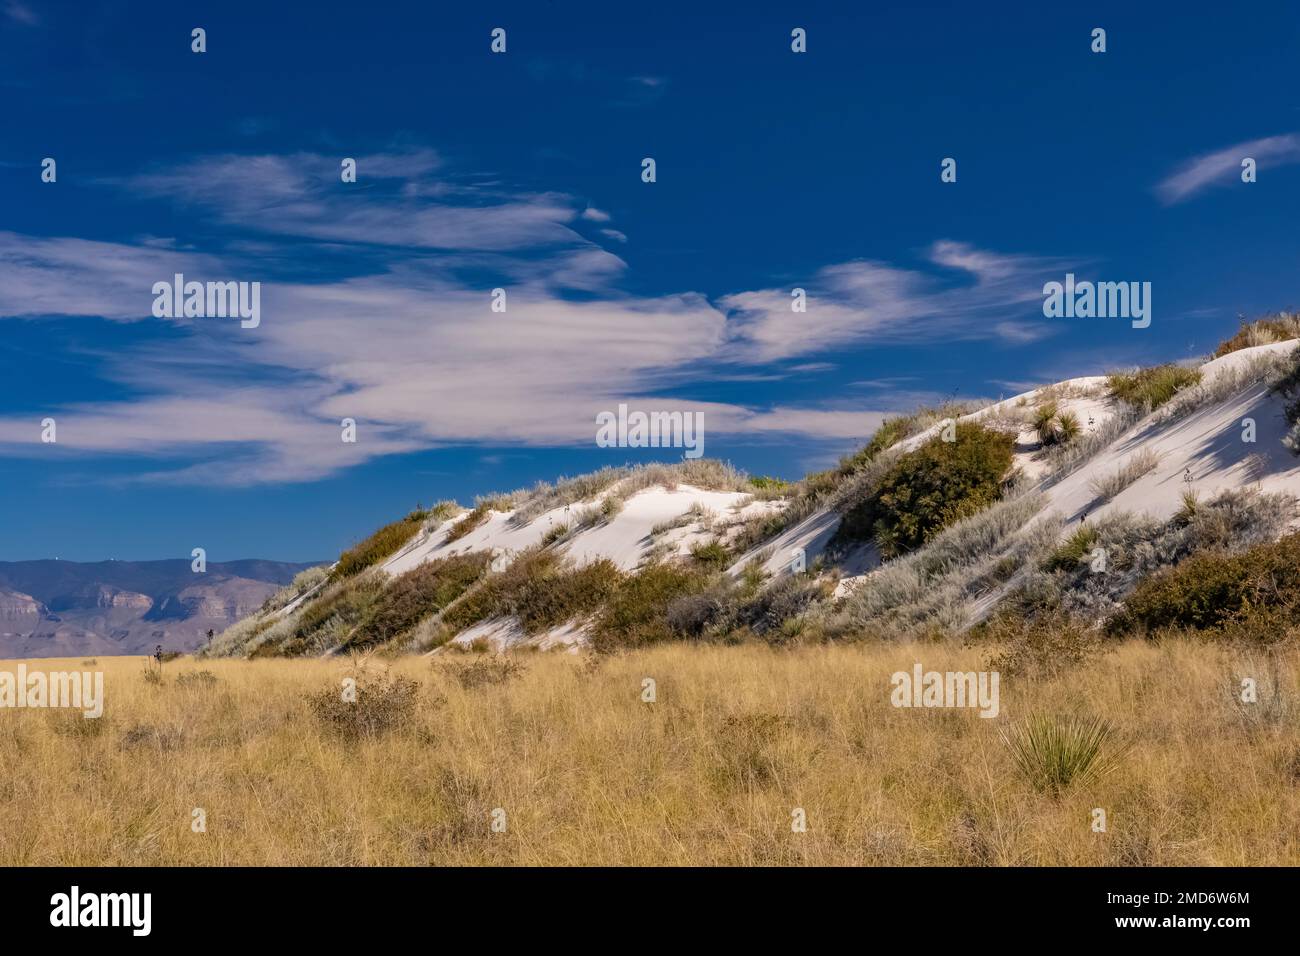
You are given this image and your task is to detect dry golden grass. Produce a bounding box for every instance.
[1,641,1297,866]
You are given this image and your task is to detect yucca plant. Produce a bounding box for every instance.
[1032,402,1059,443]
[1000,713,1128,796]
[1175,488,1199,524]
[1054,410,1081,444]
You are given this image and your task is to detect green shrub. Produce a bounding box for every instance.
[331,510,429,581]
[1112,533,1300,639]
[345,552,492,650]
[838,424,1016,557]
[1042,525,1099,572]
[1107,364,1201,410]
[689,539,731,568]
[981,613,1100,680]
[591,562,717,651]
[309,671,420,739]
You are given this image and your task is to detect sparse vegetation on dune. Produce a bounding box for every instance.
[260,565,330,614]
[442,502,492,543]
[331,509,430,581]
[1214,312,1300,357]
[438,549,624,641]
[1087,447,1162,502]
[1107,364,1202,410]
[2,642,1296,865]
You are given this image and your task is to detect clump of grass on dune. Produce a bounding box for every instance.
[1214,312,1300,357]
[1087,447,1161,502]
[331,509,429,581]
[1107,364,1201,410]
[442,503,492,544]
[2,641,1296,865]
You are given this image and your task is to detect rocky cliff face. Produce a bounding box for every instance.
[0,588,44,623]
[0,559,322,658]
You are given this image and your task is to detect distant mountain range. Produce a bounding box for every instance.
[0,559,322,658]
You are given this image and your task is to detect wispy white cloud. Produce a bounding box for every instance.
[0,150,1066,485]
[4,1,38,26]
[719,240,1072,362]
[1156,134,1300,204]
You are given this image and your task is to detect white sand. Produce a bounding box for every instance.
[371,341,1300,649]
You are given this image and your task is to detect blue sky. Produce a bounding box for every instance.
[2,0,1299,562]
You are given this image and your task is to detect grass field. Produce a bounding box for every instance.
[1,641,1297,866]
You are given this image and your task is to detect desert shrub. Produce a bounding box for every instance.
[442,503,492,544]
[1214,313,1300,357]
[344,552,492,651]
[1000,713,1128,796]
[1111,533,1300,639]
[1087,447,1161,502]
[981,613,1101,680]
[664,586,736,639]
[610,459,750,498]
[1041,402,1145,483]
[726,508,792,556]
[837,424,1016,557]
[440,549,624,636]
[1107,364,1201,410]
[689,539,730,568]
[203,612,276,657]
[1014,489,1297,627]
[591,562,717,651]
[309,671,419,739]
[541,522,571,546]
[1042,525,1100,572]
[650,505,705,537]
[732,574,836,639]
[747,475,791,492]
[331,509,429,581]
[1032,402,1058,442]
